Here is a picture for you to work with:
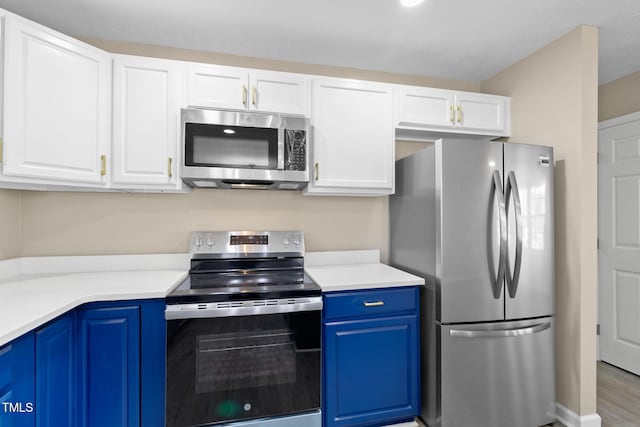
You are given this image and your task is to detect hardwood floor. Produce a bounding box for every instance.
[597,361,640,427]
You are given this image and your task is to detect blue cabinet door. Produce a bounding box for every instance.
[324,314,419,427]
[77,305,140,427]
[35,313,75,427]
[0,333,35,427]
[139,300,165,427]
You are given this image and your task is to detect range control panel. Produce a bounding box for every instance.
[190,231,305,256]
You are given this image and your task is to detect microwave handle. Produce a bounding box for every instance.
[277,128,285,170]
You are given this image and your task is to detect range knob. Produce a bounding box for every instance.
[206,237,215,247]
[194,238,205,248]
[293,236,301,246]
[283,236,291,246]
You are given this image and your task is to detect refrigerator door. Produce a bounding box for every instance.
[439,318,556,427]
[503,143,554,319]
[438,139,505,323]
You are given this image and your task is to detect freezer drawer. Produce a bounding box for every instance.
[438,318,555,427]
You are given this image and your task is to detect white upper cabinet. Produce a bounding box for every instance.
[306,78,394,196]
[249,70,309,116]
[2,16,110,185]
[396,86,455,130]
[395,86,510,137]
[187,64,310,116]
[112,55,184,189]
[454,92,508,133]
[187,64,248,111]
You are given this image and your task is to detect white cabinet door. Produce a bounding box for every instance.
[2,17,110,185]
[454,92,507,133]
[249,70,309,116]
[394,85,511,137]
[187,64,248,110]
[307,78,393,195]
[112,55,183,188]
[396,86,454,129]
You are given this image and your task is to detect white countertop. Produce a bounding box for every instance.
[304,250,425,292]
[0,250,424,347]
[0,254,188,347]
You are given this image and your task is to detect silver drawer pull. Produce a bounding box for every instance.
[363,301,385,307]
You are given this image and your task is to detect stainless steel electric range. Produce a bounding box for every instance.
[165,231,322,427]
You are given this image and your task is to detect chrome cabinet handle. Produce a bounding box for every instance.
[450,322,551,338]
[168,157,173,178]
[100,155,106,176]
[492,170,507,299]
[363,301,384,307]
[242,85,248,106]
[505,171,523,298]
[456,105,463,124]
[315,162,319,181]
[252,86,257,106]
[449,104,455,124]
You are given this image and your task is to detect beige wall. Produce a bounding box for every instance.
[16,41,471,261]
[79,38,481,92]
[0,189,20,260]
[20,190,389,258]
[482,26,599,416]
[599,70,640,122]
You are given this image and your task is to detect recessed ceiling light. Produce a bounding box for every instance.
[400,0,424,6]
[223,129,236,134]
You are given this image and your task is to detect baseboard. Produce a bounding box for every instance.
[556,403,601,427]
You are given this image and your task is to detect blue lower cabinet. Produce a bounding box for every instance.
[77,304,141,427]
[323,287,420,427]
[35,313,75,427]
[0,332,36,427]
[75,299,165,427]
[1,299,165,427]
[139,300,166,427]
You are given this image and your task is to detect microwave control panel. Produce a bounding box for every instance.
[285,130,307,171]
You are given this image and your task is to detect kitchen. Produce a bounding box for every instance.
[0,0,639,426]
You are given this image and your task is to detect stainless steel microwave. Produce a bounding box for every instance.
[181,108,309,190]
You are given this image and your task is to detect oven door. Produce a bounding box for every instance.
[165,298,322,427]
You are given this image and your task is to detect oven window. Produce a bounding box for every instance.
[185,123,278,169]
[196,329,296,393]
[166,311,320,427]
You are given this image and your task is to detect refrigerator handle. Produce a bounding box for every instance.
[505,171,523,298]
[492,170,507,299]
[449,322,551,338]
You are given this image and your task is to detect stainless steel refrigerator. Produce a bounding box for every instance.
[390,139,556,427]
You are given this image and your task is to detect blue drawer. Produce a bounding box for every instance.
[323,286,418,320]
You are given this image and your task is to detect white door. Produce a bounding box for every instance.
[187,64,248,110]
[308,78,393,194]
[395,86,454,129]
[2,17,110,185]
[599,117,640,375]
[112,55,182,188]
[454,92,506,133]
[249,70,309,116]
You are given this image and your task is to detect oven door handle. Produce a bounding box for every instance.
[165,297,323,320]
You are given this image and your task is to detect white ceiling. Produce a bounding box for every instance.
[1,0,640,85]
